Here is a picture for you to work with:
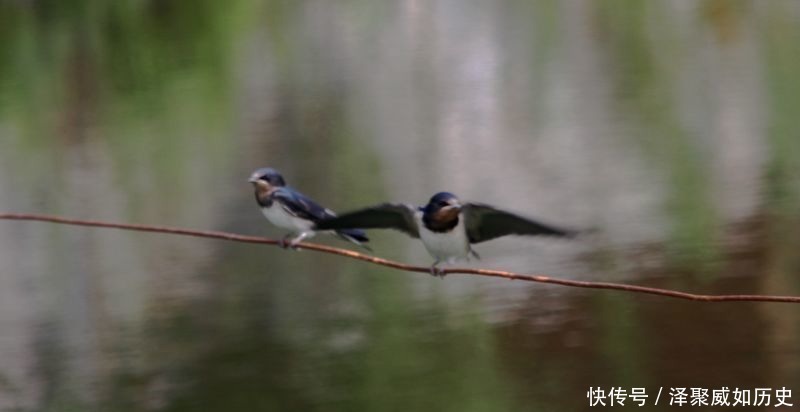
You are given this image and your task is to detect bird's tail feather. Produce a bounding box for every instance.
[337,229,371,251]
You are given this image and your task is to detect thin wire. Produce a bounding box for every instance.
[2,212,799,303]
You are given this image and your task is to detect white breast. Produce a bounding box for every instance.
[416,212,470,263]
[261,204,314,233]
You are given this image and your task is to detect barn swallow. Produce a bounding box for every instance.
[248,167,369,250]
[315,192,576,277]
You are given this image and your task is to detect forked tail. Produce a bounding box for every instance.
[336,228,371,251]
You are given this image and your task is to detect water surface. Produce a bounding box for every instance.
[1,1,799,411]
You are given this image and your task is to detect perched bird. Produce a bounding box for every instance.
[315,191,576,276]
[248,167,369,249]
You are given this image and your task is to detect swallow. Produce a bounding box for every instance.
[248,167,369,250]
[315,191,576,277]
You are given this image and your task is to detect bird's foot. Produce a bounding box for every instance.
[429,265,446,278]
[279,235,301,250]
[284,232,312,250]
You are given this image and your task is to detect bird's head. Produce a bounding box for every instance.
[248,167,287,191]
[423,191,462,223]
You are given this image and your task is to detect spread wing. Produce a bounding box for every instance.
[463,203,576,244]
[271,187,334,222]
[315,203,420,238]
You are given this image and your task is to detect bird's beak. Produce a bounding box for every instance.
[444,203,462,212]
[248,175,259,183]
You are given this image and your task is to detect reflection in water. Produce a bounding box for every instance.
[1,1,799,411]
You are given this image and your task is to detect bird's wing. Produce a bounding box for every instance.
[315,203,420,238]
[462,203,576,244]
[271,187,332,222]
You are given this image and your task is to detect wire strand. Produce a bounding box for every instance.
[2,212,798,303]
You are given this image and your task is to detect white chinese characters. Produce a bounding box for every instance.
[588,387,792,407]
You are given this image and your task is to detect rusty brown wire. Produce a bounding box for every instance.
[2,212,799,303]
